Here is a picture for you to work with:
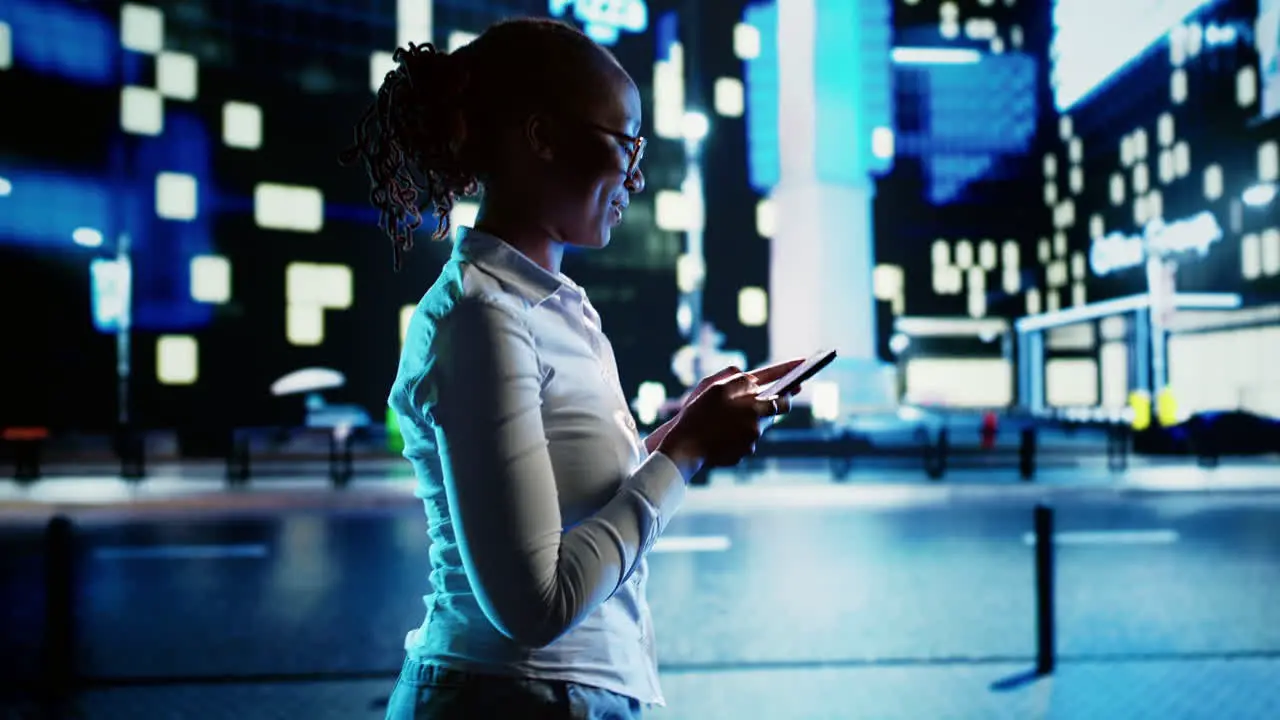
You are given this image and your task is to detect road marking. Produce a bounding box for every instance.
[653,535,732,553]
[1021,530,1179,546]
[94,543,269,560]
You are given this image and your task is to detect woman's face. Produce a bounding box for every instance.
[542,73,647,251]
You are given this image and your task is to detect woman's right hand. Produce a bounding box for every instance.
[657,372,787,470]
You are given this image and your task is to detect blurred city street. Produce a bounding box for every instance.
[3,461,1279,719]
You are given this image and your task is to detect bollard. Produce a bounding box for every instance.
[226,430,251,487]
[1019,427,1037,481]
[329,433,354,488]
[924,427,948,481]
[43,515,77,711]
[1033,504,1056,675]
[1106,425,1129,472]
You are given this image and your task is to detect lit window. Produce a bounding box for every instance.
[222,101,262,150]
[1071,251,1086,279]
[120,3,164,54]
[1038,238,1051,263]
[655,190,691,231]
[1171,69,1188,104]
[967,289,987,318]
[873,264,903,301]
[451,201,479,232]
[1068,138,1082,163]
[1157,113,1175,147]
[871,126,894,160]
[955,240,974,269]
[1002,268,1021,294]
[1147,189,1163,220]
[756,198,776,238]
[254,183,324,233]
[1120,135,1134,167]
[1053,232,1067,258]
[1011,25,1024,48]
[369,51,395,94]
[448,31,478,53]
[733,23,760,60]
[399,304,415,346]
[156,335,198,385]
[1043,153,1057,178]
[1260,141,1279,183]
[1242,233,1261,280]
[1237,66,1257,107]
[737,286,768,326]
[1203,164,1223,201]
[1059,115,1072,140]
[1069,166,1083,194]
[967,267,986,294]
[1133,193,1148,227]
[1173,141,1191,177]
[286,262,352,310]
[190,255,230,304]
[1001,240,1019,269]
[1072,282,1086,307]
[287,304,324,346]
[714,77,744,118]
[653,44,685,140]
[1044,181,1058,206]
[932,239,951,268]
[121,86,163,136]
[811,381,840,422]
[73,228,104,248]
[0,22,11,70]
[1110,172,1125,206]
[1263,229,1280,276]
[676,253,704,293]
[1132,129,1148,160]
[1027,288,1042,315]
[1158,149,1175,184]
[1089,214,1105,239]
[156,172,198,221]
[979,240,997,270]
[156,51,197,101]
[1046,290,1060,313]
[1132,163,1149,194]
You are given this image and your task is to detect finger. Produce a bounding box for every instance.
[751,393,791,418]
[747,357,806,384]
[716,372,759,396]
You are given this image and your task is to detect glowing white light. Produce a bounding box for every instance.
[682,111,709,142]
[1243,183,1277,207]
[222,101,263,150]
[73,228,104,248]
[891,47,980,64]
[1088,212,1223,276]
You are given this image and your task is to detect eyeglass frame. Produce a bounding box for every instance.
[579,121,647,179]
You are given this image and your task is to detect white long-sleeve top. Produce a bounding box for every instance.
[389,228,688,706]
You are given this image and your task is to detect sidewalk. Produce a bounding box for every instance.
[9,655,1277,719]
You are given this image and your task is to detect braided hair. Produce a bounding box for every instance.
[340,18,612,270]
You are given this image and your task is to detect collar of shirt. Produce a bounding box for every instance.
[452,227,603,330]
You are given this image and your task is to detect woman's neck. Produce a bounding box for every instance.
[473,200,564,276]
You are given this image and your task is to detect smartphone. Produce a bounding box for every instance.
[755,349,838,401]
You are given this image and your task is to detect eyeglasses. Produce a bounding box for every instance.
[582,121,647,179]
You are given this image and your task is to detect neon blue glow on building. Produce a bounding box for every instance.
[0,171,115,246]
[2,0,116,85]
[127,111,215,332]
[813,0,893,182]
[894,53,1038,204]
[743,1,779,192]
[548,0,648,45]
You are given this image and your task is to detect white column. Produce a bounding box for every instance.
[768,0,878,363]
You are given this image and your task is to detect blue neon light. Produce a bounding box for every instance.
[2,0,116,85]
[548,0,648,46]
[1051,0,1218,111]
[813,0,893,182]
[0,171,115,247]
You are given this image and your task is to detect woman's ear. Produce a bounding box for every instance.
[523,114,556,163]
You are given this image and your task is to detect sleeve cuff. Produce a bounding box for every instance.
[623,451,688,533]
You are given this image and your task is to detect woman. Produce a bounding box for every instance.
[342,18,801,720]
